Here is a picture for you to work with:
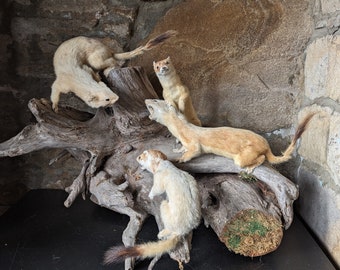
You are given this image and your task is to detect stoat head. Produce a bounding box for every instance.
[145,99,186,123]
[145,99,171,123]
[153,56,173,77]
[86,88,119,108]
[136,149,167,173]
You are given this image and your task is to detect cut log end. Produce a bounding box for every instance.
[221,209,283,257]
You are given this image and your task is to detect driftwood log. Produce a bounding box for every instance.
[0,66,298,269]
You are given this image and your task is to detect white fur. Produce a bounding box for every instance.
[136,150,201,238]
[51,36,119,112]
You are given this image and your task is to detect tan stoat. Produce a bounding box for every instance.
[145,99,316,172]
[153,56,202,126]
[51,30,177,112]
[103,149,201,264]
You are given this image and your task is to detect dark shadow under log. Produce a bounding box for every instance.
[0,66,298,269]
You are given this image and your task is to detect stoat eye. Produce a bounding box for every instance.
[165,61,169,64]
[105,98,110,101]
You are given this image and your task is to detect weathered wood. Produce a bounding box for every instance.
[0,66,298,269]
[178,155,298,229]
[197,173,283,257]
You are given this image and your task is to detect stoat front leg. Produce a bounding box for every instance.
[177,143,201,163]
[149,178,165,199]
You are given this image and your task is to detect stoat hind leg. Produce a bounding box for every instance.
[87,49,118,70]
[82,65,101,82]
[159,200,174,239]
[234,150,266,173]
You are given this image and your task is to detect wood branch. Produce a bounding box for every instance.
[177,155,298,229]
[0,99,116,157]
[0,66,299,269]
[197,173,283,257]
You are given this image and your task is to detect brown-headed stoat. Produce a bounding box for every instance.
[103,149,201,265]
[145,99,315,172]
[153,56,201,126]
[51,31,177,112]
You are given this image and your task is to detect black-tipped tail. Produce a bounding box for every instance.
[145,30,178,50]
[292,112,316,145]
[103,236,180,265]
[103,245,141,265]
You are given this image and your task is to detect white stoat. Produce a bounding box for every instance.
[103,149,201,265]
[51,31,177,112]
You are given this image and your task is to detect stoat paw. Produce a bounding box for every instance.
[157,229,171,240]
[52,105,59,113]
[103,67,115,77]
[177,157,187,163]
[173,147,185,153]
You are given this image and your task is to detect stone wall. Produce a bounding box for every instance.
[296,1,340,266]
[0,0,339,267]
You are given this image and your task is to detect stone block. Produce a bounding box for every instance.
[0,35,13,83]
[321,0,340,14]
[296,167,340,266]
[298,105,340,187]
[328,111,340,186]
[305,35,340,102]
[298,105,330,167]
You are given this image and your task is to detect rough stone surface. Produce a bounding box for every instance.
[298,105,331,169]
[131,0,314,132]
[328,111,340,186]
[10,1,138,79]
[305,36,340,102]
[321,0,340,14]
[296,167,340,266]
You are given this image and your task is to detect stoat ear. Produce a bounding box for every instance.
[153,61,156,67]
[166,56,171,60]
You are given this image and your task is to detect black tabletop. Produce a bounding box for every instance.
[0,190,336,270]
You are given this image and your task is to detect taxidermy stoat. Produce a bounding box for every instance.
[103,149,201,264]
[51,30,177,112]
[153,56,202,126]
[145,99,315,172]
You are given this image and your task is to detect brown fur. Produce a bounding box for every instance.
[145,99,316,172]
[51,31,177,112]
[153,56,202,126]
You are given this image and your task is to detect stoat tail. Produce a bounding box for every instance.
[113,30,177,60]
[103,235,180,265]
[265,113,315,164]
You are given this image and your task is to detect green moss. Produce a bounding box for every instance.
[228,234,241,249]
[239,171,258,182]
[245,221,269,237]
